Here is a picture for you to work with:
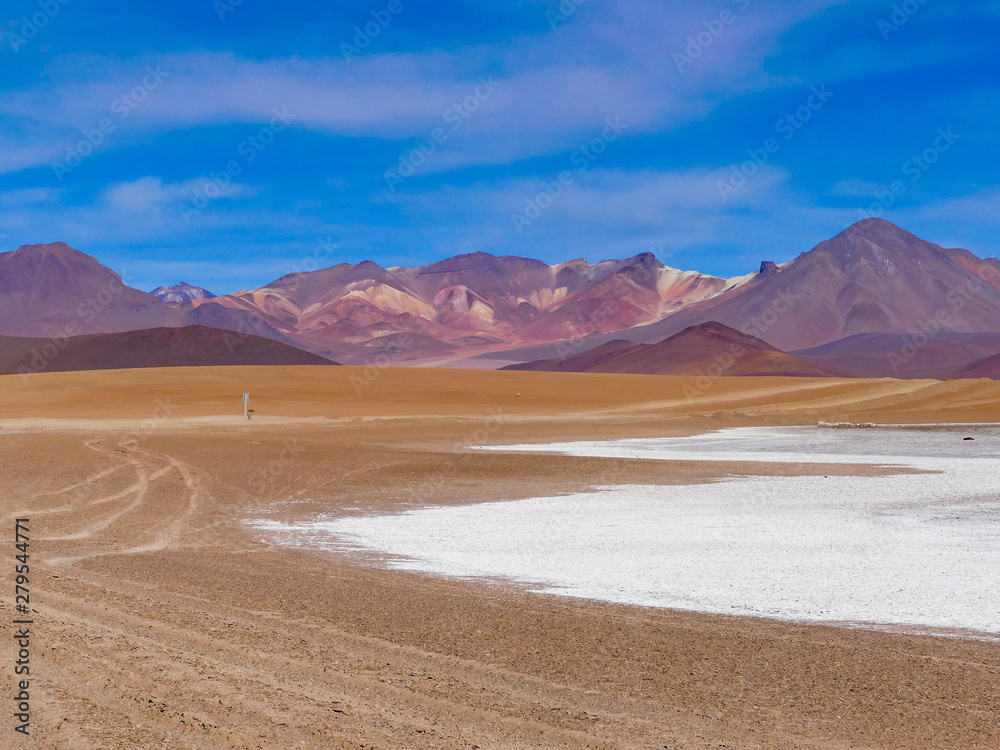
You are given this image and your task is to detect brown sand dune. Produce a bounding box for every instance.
[2,367,1000,749]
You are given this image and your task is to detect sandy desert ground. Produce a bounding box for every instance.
[2,366,1000,749]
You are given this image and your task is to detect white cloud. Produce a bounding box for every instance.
[0,175,266,250]
[0,187,62,207]
[918,186,1000,226]
[384,165,856,272]
[0,1,849,174]
[99,176,255,212]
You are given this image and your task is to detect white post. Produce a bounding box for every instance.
[243,392,249,420]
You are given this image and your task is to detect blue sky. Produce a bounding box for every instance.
[1,0,998,293]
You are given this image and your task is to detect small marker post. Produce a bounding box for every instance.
[243,392,250,420]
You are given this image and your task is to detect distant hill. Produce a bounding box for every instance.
[0,243,319,356]
[504,321,843,377]
[0,242,178,337]
[791,332,1000,379]
[502,219,1000,363]
[0,325,337,376]
[6,220,1000,372]
[151,282,217,306]
[956,352,1000,379]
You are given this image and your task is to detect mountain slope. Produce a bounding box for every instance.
[956,352,1000,379]
[0,243,317,356]
[523,219,1000,357]
[6,221,1000,372]
[791,332,1000,379]
[0,242,179,337]
[0,325,335,375]
[505,322,843,377]
[189,252,736,364]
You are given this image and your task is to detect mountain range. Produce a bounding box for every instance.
[3,219,1000,378]
[166,250,746,365]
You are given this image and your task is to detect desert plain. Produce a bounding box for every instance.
[2,365,1000,749]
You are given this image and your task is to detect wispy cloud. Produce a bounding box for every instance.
[0,1,848,174]
[1,0,995,284]
[918,186,1000,227]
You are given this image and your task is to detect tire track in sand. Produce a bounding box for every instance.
[44,441,206,565]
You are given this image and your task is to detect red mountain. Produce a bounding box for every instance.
[505,322,843,377]
[5,221,1000,375]
[0,242,178,337]
[0,325,335,376]
[187,251,740,365]
[0,242,323,357]
[543,219,1000,357]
